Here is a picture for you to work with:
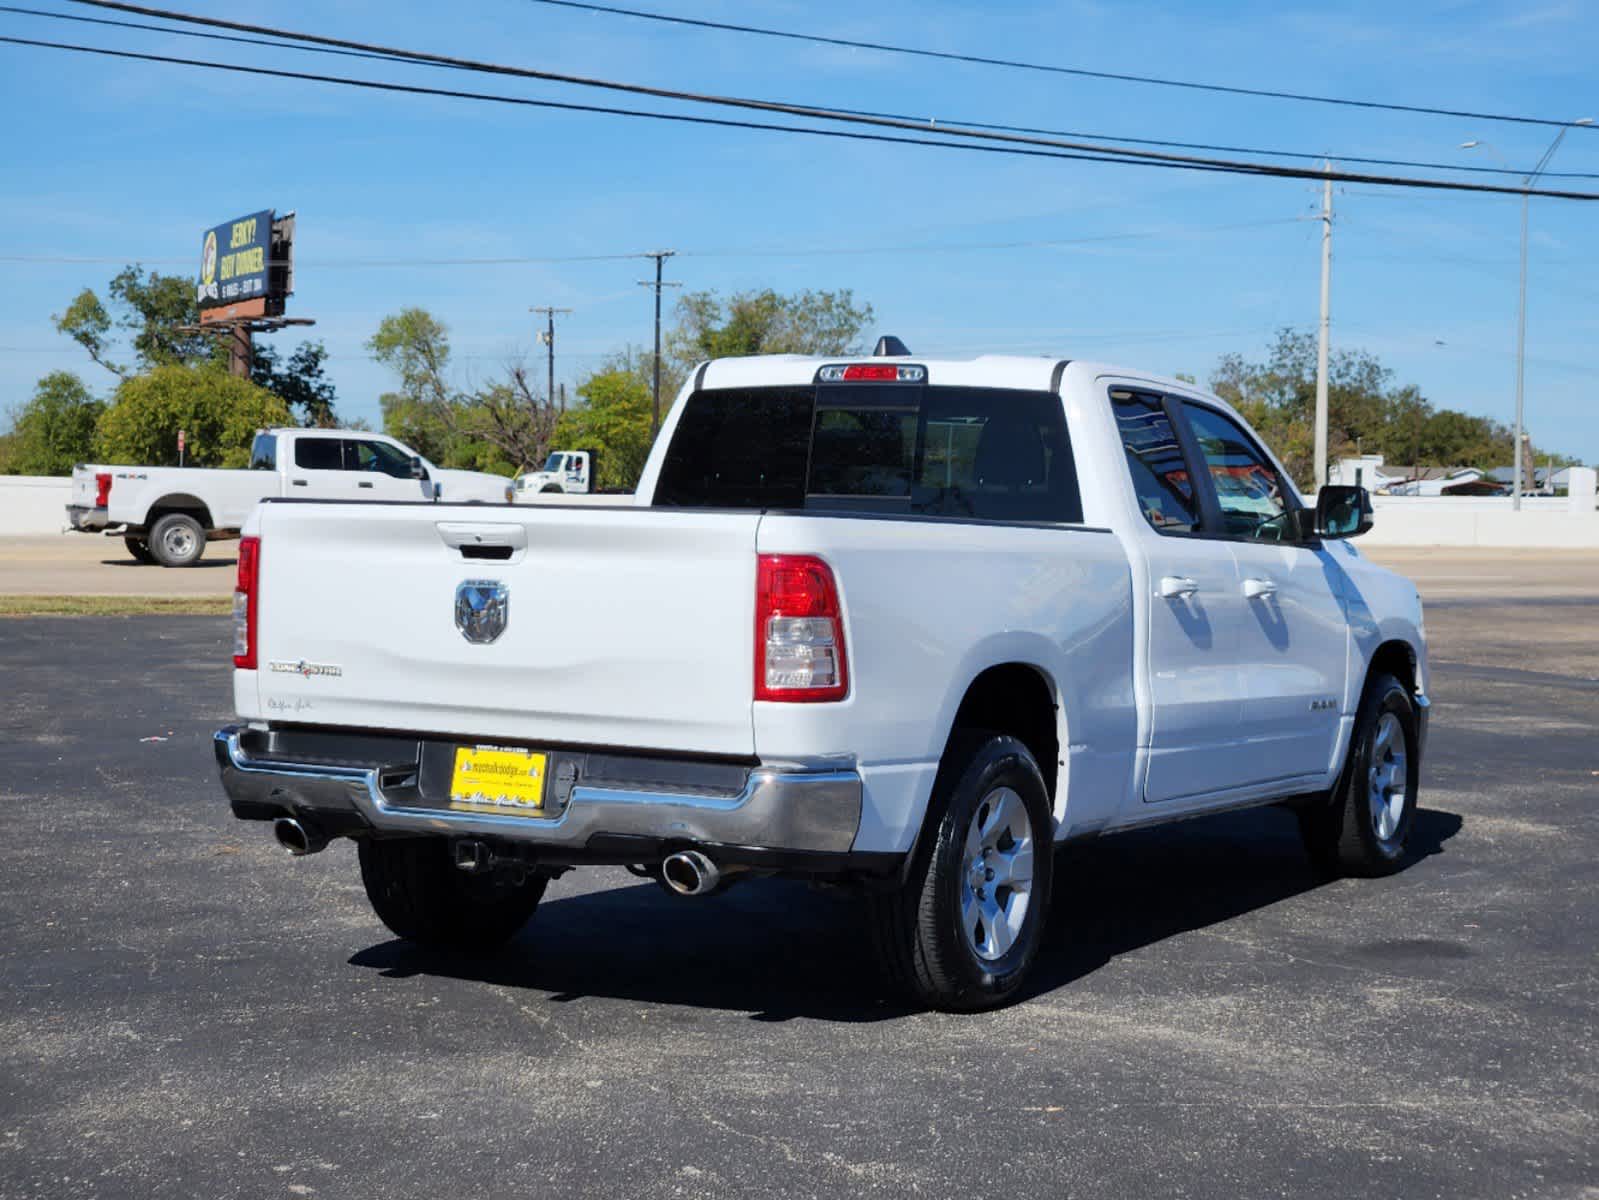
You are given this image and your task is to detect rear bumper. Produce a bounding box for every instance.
[214,725,880,874]
[66,504,108,531]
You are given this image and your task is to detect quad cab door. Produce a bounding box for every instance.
[1177,401,1348,791]
[1109,390,1246,804]
[345,437,435,501]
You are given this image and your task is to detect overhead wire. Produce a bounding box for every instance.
[4,4,1593,180]
[27,2,1599,199]
[522,0,1599,134]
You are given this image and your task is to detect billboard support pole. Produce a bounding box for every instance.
[228,325,253,379]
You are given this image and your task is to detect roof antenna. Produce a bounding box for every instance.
[872,335,910,357]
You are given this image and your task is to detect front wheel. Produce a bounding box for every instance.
[1299,673,1420,877]
[358,837,547,952]
[869,734,1054,1011]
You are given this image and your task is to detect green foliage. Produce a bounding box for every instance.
[54,267,221,377]
[94,366,290,468]
[555,362,655,490]
[370,308,554,473]
[1211,328,1518,486]
[666,288,874,377]
[4,372,105,475]
[252,340,339,426]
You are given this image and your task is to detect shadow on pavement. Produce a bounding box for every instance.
[348,805,1462,1022]
[99,557,237,568]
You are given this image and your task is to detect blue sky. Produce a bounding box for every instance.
[3,0,1596,462]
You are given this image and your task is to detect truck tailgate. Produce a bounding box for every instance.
[250,502,762,757]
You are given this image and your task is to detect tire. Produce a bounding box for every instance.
[123,536,157,565]
[540,484,563,494]
[869,733,1054,1011]
[147,512,206,568]
[1298,673,1420,878]
[357,837,546,952]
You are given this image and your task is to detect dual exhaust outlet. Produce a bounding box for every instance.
[272,820,725,897]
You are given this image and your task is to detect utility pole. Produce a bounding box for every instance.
[1313,160,1333,493]
[1462,118,1592,509]
[529,306,572,415]
[639,251,680,439]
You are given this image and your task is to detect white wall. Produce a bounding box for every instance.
[0,476,72,536]
[1360,497,1599,549]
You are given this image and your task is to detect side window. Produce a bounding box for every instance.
[1112,393,1198,533]
[249,433,277,471]
[347,439,415,478]
[293,437,344,471]
[1181,404,1293,541]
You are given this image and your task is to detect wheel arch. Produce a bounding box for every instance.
[145,493,214,531]
[943,661,1063,807]
[1365,638,1420,699]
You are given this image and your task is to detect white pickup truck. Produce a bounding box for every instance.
[67,428,512,566]
[214,347,1428,1010]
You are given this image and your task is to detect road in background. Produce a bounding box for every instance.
[4,533,1599,601]
[0,553,1594,1198]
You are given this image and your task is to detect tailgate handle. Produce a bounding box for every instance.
[436,522,528,556]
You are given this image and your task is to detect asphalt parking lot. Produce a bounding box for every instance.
[1,552,1595,1199]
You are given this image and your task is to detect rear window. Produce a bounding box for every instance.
[654,384,1082,524]
[294,437,343,471]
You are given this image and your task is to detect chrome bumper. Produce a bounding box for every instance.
[213,726,863,855]
[66,504,107,531]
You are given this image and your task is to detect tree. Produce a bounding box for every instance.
[94,366,290,468]
[54,266,335,421]
[666,288,875,381]
[55,266,219,377]
[369,307,556,472]
[252,340,339,426]
[555,360,655,490]
[1210,327,1520,485]
[3,372,105,475]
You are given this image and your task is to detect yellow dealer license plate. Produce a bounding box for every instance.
[448,746,549,817]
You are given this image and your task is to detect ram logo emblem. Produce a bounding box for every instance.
[455,580,509,644]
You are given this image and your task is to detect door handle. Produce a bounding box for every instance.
[357,481,374,489]
[291,479,308,487]
[1159,575,1200,599]
[1243,577,1278,599]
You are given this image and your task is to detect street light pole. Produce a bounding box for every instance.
[1463,118,1593,509]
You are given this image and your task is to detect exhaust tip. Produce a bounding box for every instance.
[272,817,327,857]
[661,849,721,897]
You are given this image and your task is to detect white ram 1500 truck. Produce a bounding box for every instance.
[214,348,1428,1010]
[67,428,512,566]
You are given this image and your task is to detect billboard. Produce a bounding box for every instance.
[197,210,294,322]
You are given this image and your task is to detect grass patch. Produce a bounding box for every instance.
[0,594,233,617]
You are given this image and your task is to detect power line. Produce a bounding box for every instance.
[0,216,1313,269]
[523,0,1599,134]
[6,3,1592,181]
[38,5,1599,199]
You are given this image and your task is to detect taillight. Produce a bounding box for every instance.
[755,554,848,702]
[233,536,260,669]
[94,472,111,508]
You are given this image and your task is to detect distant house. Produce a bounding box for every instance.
[1329,455,1511,496]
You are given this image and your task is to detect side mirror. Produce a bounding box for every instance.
[409,456,428,480]
[1315,485,1373,540]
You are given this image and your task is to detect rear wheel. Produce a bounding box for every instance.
[148,512,206,567]
[869,734,1053,1011]
[1299,672,1419,877]
[358,837,546,952]
[540,483,563,494]
[123,536,157,565]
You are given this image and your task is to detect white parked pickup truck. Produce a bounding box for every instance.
[214,347,1428,1010]
[67,428,512,566]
